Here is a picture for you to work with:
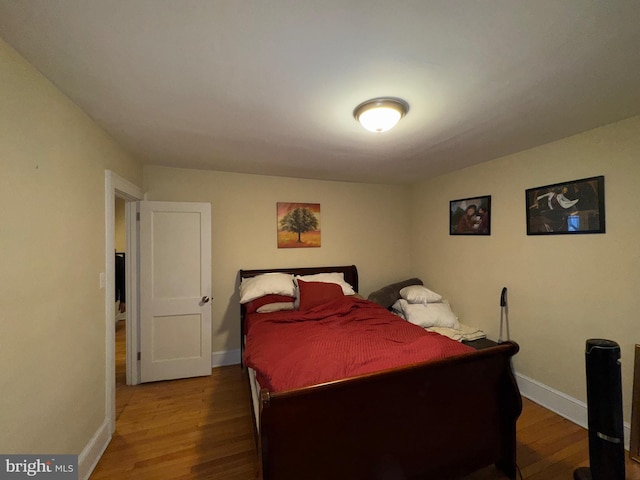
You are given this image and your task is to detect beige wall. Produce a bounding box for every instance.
[2,23,637,457]
[410,116,640,420]
[0,38,142,453]
[143,166,413,352]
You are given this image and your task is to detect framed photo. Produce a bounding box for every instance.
[277,202,321,248]
[449,195,491,235]
[525,176,605,235]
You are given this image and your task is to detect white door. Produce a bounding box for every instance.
[138,201,212,383]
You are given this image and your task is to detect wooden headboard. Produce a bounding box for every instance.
[239,264,358,292]
[238,265,359,367]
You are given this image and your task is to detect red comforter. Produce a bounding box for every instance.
[243,296,474,392]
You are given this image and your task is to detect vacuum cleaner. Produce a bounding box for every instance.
[498,287,509,343]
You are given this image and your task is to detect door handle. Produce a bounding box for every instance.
[201,296,210,305]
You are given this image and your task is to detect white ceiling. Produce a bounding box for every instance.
[1,1,639,184]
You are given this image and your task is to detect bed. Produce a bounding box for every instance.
[239,265,522,480]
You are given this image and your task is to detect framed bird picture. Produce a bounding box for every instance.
[525,176,605,235]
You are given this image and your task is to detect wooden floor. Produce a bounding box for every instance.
[91,321,640,479]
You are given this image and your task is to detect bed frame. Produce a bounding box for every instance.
[239,265,522,480]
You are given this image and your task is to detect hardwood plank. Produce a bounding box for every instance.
[91,323,640,479]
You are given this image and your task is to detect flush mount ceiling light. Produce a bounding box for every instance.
[353,97,409,133]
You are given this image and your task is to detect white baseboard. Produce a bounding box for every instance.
[211,349,241,368]
[515,371,630,450]
[78,418,111,480]
[80,350,239,479]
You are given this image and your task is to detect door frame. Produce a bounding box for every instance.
[105,170,144,434]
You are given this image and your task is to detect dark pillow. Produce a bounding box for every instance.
[367,278,424,309]
[298,280,344,311]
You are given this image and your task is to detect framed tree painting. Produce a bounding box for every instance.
[450,195,491,235]
[525,176,605,235]
[277,202,321,248]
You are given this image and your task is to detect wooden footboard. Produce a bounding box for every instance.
[257,341,522,480]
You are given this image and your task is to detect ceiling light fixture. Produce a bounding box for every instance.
[353,97,409,133]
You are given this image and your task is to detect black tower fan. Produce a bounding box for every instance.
[573,339,625,480]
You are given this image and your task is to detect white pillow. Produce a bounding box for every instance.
[295,272,356,295]
[391,299,459,329]
[391,300,406,319]
[256,302,295,313]
[239,273,296,304]
[399,285,442,304]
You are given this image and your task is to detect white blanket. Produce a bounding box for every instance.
[426,323,486,342]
